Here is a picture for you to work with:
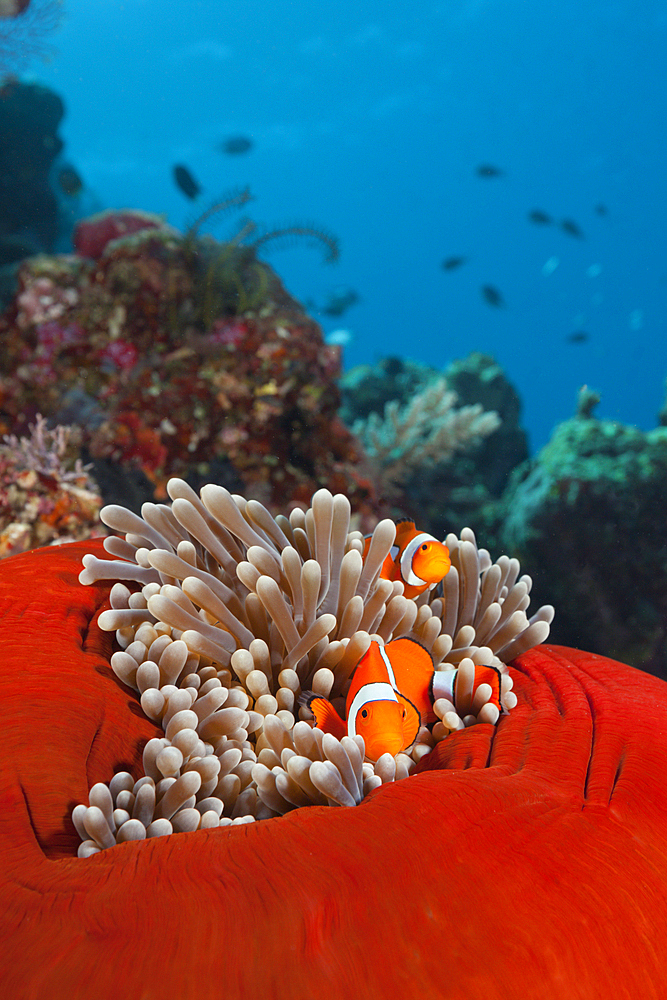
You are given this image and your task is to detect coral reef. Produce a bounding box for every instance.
[2,539,667,998]
[339,354,438,424]
[0,211,373,515]
[0,414,102,556]
[351,374,501,495]
[500,405,667,677]
[74,480,551,849]
[341,353,529,541]
[0,78,64,303]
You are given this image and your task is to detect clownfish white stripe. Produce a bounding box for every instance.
[399,533,438,588]
[431,669,457,704]
[377,644,397,689]
[347,682,398,737]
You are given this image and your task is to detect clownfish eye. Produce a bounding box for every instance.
[361,709,368,718]
[421,543,428,550]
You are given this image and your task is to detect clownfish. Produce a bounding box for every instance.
[363,520,451,600]
[306,636,503,762]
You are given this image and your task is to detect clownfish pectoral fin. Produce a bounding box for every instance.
[305,694,347,740]
[396,691,421,750]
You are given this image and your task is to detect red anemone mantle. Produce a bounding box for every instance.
[2,540,667,1000]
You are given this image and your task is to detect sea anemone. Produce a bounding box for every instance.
[2,536,667,997]
[75,480,553,851]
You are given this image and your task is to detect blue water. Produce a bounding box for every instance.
[10,0,667,449]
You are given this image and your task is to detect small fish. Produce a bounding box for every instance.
[173,164,201,200]
[307,639,420,761]
[566,331,589,344]
[219,135,253,156]
[527,209,552,225]
[322,287,360,318]
[476,163,504,178]
[363,520,451,600]
[307,637,503,761]
[56,165,83,197]
[481,284,505,308]
[560,218,584,239]
[594,203,608,217]
[441,256,467,271]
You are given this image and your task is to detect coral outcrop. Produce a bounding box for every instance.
[0,214,374,515]
[0,78,64,303]
[500,408,667,676]
[350,375,501,496]
[341,353,529,541]
[0,414,102,556]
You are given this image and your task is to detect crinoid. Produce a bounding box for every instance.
[248,223,340,265]
[181,190,340,323]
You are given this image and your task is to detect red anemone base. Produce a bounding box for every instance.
[1,540,666,999]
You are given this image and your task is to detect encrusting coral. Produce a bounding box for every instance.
[0,206,371,513]
[75,480,553,856]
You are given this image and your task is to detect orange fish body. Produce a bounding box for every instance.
[386,637,502,725]
[308,637,503,762]
[363,520,451,599]
[309,640,420,761]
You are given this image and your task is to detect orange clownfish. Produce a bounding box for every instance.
[363,520,451,599]
[307,636,503,762]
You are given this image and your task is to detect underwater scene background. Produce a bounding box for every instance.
[1,0,667,674]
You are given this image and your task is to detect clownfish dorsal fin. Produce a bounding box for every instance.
[382,636,435,724]
[386,634,433,660]
[384,635,434,681]
[306,694,347,740]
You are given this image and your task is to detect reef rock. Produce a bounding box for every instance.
[0,414,102,557]
[0,219,375,515]
[500,412,667,677]
[341,353,528,541]
[0,79,64,302]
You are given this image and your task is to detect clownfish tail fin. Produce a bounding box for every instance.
[472,664,503,712]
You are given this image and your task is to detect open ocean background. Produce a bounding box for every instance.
[13,0,667,450]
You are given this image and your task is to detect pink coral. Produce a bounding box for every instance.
[99,340,139,372]
[73,209,166,260]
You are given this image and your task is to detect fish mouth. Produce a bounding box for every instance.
[365,733,405,763]
[423,555,451,583]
